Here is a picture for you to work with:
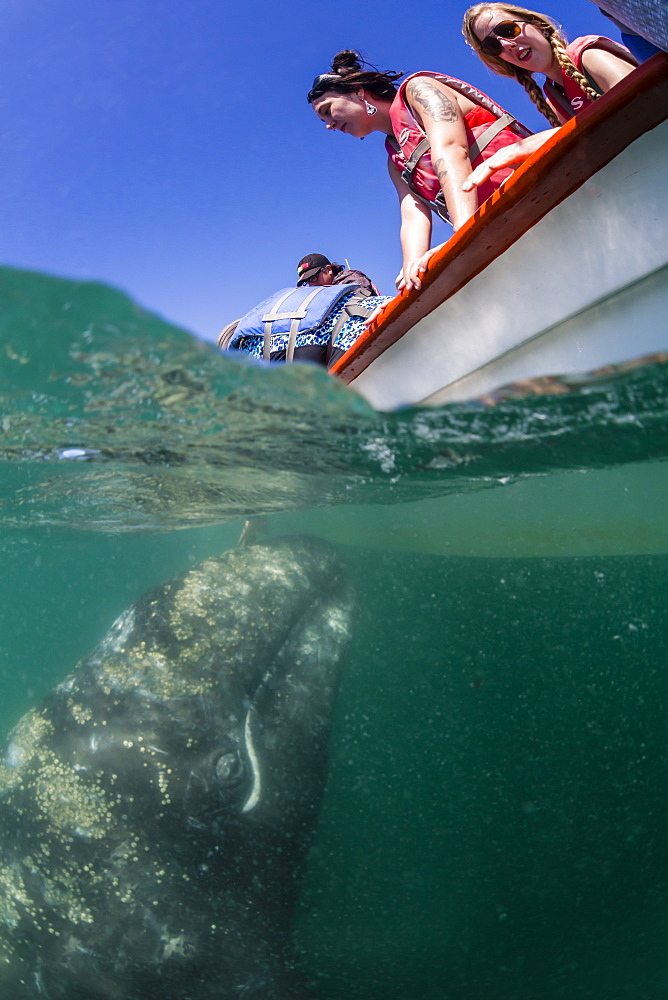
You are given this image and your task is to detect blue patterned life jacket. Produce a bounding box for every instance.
[219,284,374,365]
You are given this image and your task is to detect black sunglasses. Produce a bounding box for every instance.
[480,20,529,57]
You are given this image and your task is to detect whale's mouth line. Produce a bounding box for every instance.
[237,569,349,815]
[241,703,261,813]
[240,658,280,814]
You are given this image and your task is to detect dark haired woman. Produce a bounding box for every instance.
[461,4,637,190]
[308,50,531,291]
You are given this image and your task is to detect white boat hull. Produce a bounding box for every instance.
[361,123,666,408]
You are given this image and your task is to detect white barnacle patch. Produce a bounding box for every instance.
[68,700,93,726]
[33,752,114,840]
[3,710,54,772]
[262,563,294,585]
[161,932,195,960]
[107,608,136,650]
[325,606,352,636]
[4,742,23,772]
[0,864,31,929]
[241,707,261,813]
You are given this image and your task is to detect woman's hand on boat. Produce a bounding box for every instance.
[391,166,434,292]
[396,257,428,292]
[461,130,559,191]
[396,246,443,292]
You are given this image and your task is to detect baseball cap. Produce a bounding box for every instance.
[297,253,331,283]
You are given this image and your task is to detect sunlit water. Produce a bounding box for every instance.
[1,266,667,998]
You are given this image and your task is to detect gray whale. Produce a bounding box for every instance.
[0,535,355,999]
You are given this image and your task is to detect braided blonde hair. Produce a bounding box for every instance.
[462,4,601,126]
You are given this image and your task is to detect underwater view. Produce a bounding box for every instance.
[1,264,667,999]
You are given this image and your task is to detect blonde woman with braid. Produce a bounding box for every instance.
[460,4,637,191]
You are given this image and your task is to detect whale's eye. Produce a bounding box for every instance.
[214,750,244,784]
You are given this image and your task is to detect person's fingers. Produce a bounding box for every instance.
[462,156,505,191]
[462,131,559,191]
[405,262,423,291]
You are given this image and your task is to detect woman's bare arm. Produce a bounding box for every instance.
[581,47,637,92]
[388,160,433,291]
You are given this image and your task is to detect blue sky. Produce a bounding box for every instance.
[0,0,625,341]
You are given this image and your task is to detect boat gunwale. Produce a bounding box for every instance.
[330,53,668,386]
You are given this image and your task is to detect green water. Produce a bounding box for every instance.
[1,266,667,998]
[298,549,668,999]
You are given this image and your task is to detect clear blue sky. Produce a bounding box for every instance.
[0,0,623,341]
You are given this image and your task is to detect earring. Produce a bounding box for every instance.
[364,100,377,116]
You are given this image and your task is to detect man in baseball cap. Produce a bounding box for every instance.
[296,253,380,296]
[296,253,332,284]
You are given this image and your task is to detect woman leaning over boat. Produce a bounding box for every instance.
[461,4,637,190]
[307,50,531,291]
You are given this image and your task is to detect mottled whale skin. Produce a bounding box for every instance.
[0,535,355,999]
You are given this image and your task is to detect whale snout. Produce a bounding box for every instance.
[0,534,355,999]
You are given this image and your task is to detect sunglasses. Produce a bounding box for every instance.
[480,20,529,57]
[308,73,341,102]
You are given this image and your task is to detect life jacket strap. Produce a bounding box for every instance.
[387,135,450,223]
[467,112,515,160]
[217,319,240,351]
[262,287,322,361]
[325,293,374,366]
[543,71,602,121]
[543,80,573,119]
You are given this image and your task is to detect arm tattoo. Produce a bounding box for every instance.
[432,157,449,185]
[407,79,458,123]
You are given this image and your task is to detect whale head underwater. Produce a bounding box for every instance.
[0,535,355,999]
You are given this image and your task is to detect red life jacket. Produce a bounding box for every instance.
[385,71,532,221]
[543,35,637,120]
